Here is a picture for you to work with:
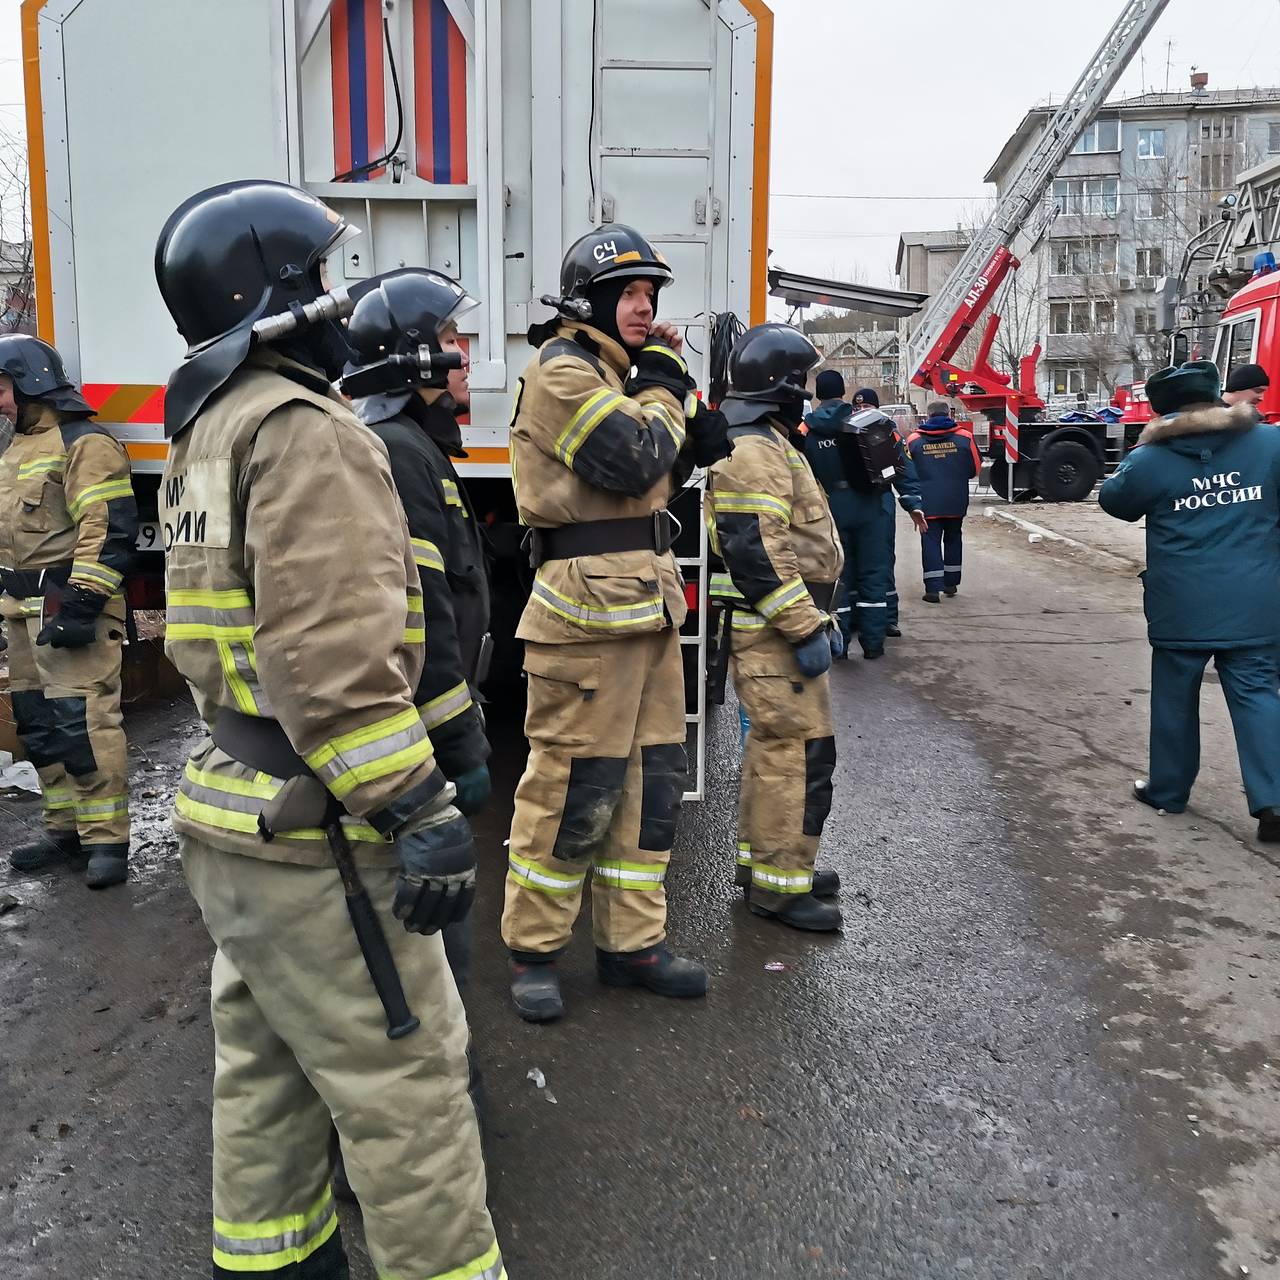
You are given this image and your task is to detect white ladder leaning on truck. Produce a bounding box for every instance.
[21,0,777,800]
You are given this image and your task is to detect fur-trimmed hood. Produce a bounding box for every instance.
[1137,400,1259,447]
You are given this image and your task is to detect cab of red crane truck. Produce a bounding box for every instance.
[1211,268,1280,423]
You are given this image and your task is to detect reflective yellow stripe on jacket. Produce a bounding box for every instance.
[67,478,133,521]
[303,707,432,802]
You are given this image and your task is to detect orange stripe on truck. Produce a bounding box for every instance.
[22,1,53,343]
[82,384,167,424]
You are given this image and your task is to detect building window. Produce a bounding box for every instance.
[1136,189,1167,220]
[1270,122,1280,154]
[1049,299,1117,334]
[1136,247,1165,278]
[1134,308,1158,333]
[1137,127,1166,160]
[1200,151,1235,194]
[881,361,896,384]
[1050,237,1118,276]
[1072,117,1120,154]
[1048,366,1101,397]
[1052,176,1119,216]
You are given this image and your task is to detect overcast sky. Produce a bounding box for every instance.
[1,0,1278,286]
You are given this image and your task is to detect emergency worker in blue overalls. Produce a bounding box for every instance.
[1099,360,1280,841]
[803,374,925,659]
[906,401,981,603]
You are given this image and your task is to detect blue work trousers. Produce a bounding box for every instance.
[883,493,899,627]
[921,517,964,595]
[1147,645,1280,816]
[834,499,892,655]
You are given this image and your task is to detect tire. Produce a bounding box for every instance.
[988,456,1009,499]
[1036,439,1100,503]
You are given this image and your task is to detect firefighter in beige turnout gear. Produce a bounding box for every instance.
[155,181,502,1280]
[0,335,137,889]
[707,324,845,933]
[501,224,732,1022]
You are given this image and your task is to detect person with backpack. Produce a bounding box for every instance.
[803,374,925,659]
[906,401,981,603]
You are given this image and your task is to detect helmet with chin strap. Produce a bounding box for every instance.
[0,335,93,418]
[542,224,673,321]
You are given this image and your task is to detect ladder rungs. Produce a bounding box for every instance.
[601,147,712,160]
[601,59,713,71]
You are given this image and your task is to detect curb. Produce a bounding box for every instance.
[981,505,1141,574]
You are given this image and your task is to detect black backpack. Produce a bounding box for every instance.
[836,408,901,493]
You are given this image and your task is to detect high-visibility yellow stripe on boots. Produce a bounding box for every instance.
[303,708,432,801]
[418,681,473,731]
[592,859,667,891]
[530,573,664,630]
[212,1186,338,1273]
[736,840,753,868]
[751,862,814,894]
[507,851,586,897]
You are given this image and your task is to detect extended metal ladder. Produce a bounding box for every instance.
[589,0,725,800]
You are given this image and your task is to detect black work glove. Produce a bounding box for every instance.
[36,586,102,649]
[392,805,477,935]
[625,340,696,400]
[688,402,732,468]
[792,628,832,679]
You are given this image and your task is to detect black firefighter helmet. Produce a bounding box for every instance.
[0,334,93,418]
[543,223,673,321]
[342,269,480,424]
[154,179,360,437]
[721,323,819,424]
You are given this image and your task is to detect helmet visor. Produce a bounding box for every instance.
[437,287,481,336]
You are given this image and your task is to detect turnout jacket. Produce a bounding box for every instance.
[510,320,690,643]
[0,403,137,614]
[906,414,981,518]
[707,412,844,651]
[162,348,448,866]
[367,394,491,778]
[1099,401,1280,650]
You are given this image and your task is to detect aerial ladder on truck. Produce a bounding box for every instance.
[903,0,1172,501]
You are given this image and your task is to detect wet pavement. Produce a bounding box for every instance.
[1,512,1277,1278]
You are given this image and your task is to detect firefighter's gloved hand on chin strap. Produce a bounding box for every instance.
[449,764,491,817]
[688,401,732,468]
[625,340,696,401]
[393,803,477,935]
[793,628,832,679]
[36,586,101,650]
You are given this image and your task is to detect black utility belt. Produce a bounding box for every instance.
[212,710,314,782]
[525,510,676,568]
[0,564,70,599]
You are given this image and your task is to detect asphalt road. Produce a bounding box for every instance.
[1,511,1276,1279]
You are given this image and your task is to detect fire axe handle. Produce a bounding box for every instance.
[326,819,422,1041]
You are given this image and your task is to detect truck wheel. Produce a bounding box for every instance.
[1036,440,1099,502]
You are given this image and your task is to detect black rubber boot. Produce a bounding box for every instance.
[749,892,843,932]
[509,953,564,1023]
[885,624,902,638]
[596,943,709,999]
[922,592,941,604]
[84,843,129,889]
[1257,809,1280,843]
[944,587,958,598]
[812,868,840,898]
[9,828,80,873]
[734,860,751,896]
[862,647,884,660]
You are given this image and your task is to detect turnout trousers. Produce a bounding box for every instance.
[732,630,836,906]
[181,837,501,1280]
[501,628,687,956]
[1,593,129,844]
[1146,645,1280,817]
[921,516,964,594]
[834,495,892,655]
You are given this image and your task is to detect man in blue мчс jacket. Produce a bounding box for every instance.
[906,401,981,603]
[803,373,926,660]
[1099,360,1280,842]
